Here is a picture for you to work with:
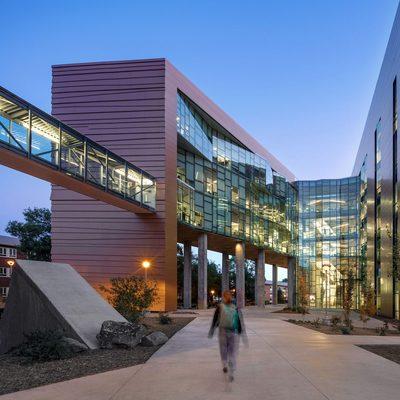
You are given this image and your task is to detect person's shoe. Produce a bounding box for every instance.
[229,375,234,382]
[223,366,228,373]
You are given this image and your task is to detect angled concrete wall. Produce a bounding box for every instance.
[0,260,126,353]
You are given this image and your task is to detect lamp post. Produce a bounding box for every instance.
[142,260,151,282]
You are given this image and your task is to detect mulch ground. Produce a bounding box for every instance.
[358,345,400,365]
[0,316,194,396]
[287,319,400,336]
[272,308,309,314]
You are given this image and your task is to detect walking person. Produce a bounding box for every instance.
[208,290,247,382]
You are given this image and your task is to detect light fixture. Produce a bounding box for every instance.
[6,260,15,267]
[142,260,151,269]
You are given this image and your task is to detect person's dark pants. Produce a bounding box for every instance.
[218,328,238,373]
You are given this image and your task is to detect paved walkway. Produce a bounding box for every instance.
[3,308,400,400]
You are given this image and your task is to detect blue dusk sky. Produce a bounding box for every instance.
[0,0,398,279]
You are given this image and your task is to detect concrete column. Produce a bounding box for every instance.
[287,257,296,308]
[235,242,245,309]
[197,233,208,309]
[183,241,192,309]
[222,253,230,293]
[272,265,278,305]
[256,249,266,307]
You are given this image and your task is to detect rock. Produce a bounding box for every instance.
[97,320,147,349]
[60,337,88,353]
[141,331,168,347]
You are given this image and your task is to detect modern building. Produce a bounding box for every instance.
[1,6,400,317]
[352,4,400,319]
[49,59,297,312]
[0,235,19,306]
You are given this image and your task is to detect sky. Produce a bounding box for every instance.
[0,0,398,278]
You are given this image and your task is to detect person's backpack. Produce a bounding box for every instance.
[219,303,239,331]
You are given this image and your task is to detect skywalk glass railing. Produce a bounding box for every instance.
[0,86,156,211]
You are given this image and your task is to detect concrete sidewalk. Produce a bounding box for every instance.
[2,309,400,400]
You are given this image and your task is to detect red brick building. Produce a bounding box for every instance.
[0,235,19,307]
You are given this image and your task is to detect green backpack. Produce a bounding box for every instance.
[219,303,239,331]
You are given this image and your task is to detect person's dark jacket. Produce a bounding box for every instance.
[208,303,246,338]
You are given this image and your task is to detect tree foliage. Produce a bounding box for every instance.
[297,270,309,316]
[100,275,158,322]
[342,268,355,328]
[6,207,51,261]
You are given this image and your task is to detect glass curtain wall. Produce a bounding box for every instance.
[176,92,297,255]
[375,121,382,312]
[393,77,399,319]
[296,178,360,309]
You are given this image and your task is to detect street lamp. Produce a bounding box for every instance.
[6,260,15,267]
[142,260,151,281]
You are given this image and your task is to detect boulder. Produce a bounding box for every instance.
[97,320,147,349]
[141,331,168,347]
[60,337,88,353]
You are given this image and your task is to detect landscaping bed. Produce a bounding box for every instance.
[287,319,400,336]
[272,306,309,314]
[0,316,194,396]
[358,345,400,365]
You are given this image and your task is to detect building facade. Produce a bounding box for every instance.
[296,178,360,310]
[50,59,297,311]
[352,5,400,319]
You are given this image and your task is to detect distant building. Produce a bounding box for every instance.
[265,280,287,304]
[0,235,20,306]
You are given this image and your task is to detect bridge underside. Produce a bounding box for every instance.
[178,222,291,267]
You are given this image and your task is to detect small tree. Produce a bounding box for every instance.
[6,207,51,261]
[100,275,158,322]
[361,285,376,328]
[342,268,355,329]
[297,271,308,319]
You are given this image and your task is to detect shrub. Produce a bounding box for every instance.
[340,326,351,335]
[100,275,158,322]
[376,324,388,336]
[159,313,172,325]
[330,315,341,329]
[295,306,309,314]
[13,330,77,363]
[312,318,321,328]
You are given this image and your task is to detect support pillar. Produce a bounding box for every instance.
[256,249,266,307]
[235,242,245,309]
[222,253,230,293]
[197,233,208,309]
[287,257,296,308]
[272,265,278,305]
[183,241,192,309]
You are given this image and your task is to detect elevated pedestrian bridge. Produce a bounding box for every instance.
[0,86,156,214]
